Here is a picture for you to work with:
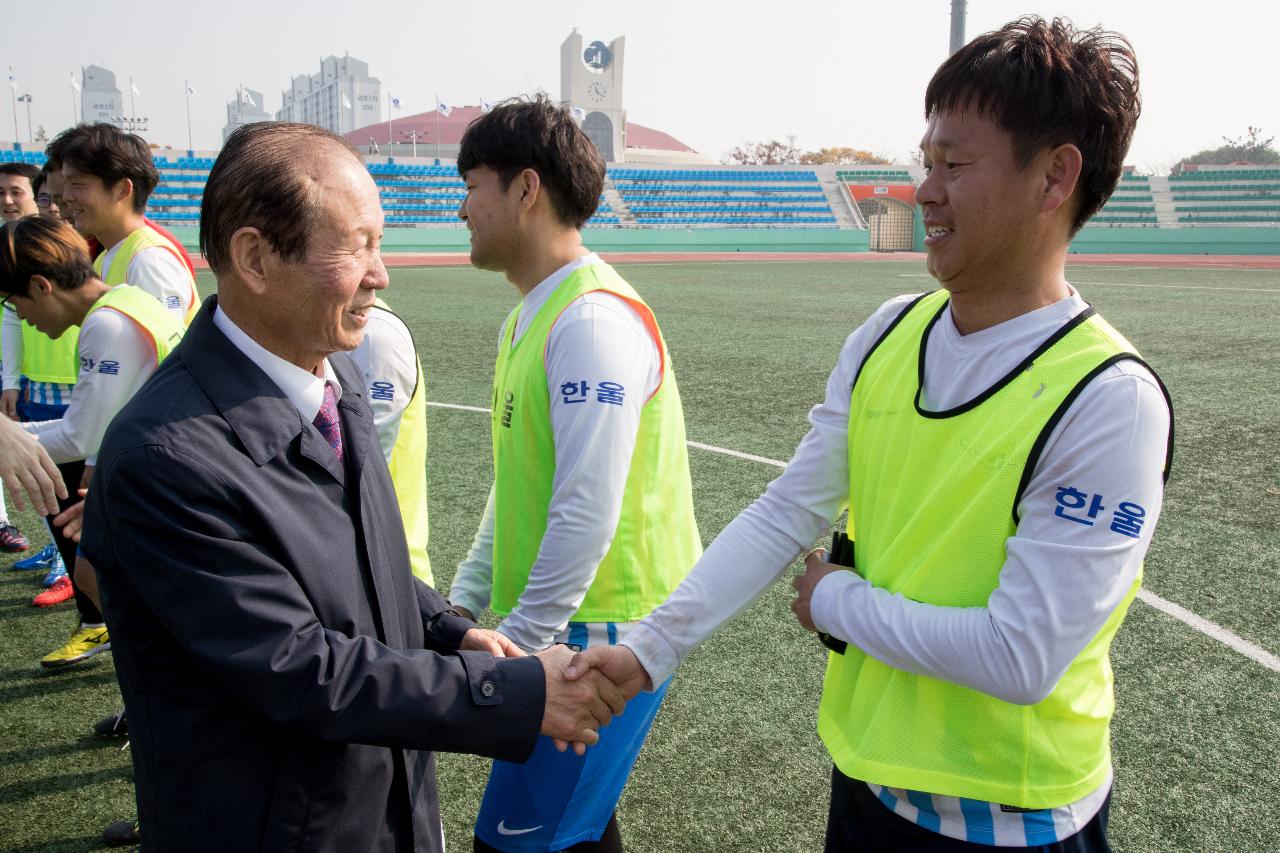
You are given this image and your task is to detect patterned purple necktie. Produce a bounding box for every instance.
[312,382,344,464]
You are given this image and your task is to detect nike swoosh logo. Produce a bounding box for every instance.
[497,820,543,836]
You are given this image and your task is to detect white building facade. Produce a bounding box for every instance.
[222,89,272,142]
[561,32,627,162]
[276,54,381,135]
[80,66,123,127]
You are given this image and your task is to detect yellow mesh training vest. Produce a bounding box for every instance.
[819,289,1170,809]
[19,315,79,385]
[489,263,701,621]
[373,298,432,587]
[83,285,186,367]
[94,226,199,325]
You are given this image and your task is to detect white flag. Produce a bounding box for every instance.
[391,96,402,110]
[436,101,452,117]
[570,106,586,121]
[240,89,256,108]
[186,84,196,97]
[480,99,493,114]
[69,73,81,92]
[7,70,15,91]
[131,80,141,98]
[342,92,352,109]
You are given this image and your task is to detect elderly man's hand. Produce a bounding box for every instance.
[536,644,626,756]
[0,417,67,515]
[791,548,844,633]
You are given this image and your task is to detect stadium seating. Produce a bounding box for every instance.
[1167,167,1280,225]
[837,169,914,184]
[611,168,837,228]
[8,146,1274,233]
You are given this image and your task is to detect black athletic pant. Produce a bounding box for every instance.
[825,767,1112,853]
[47,459,99,624]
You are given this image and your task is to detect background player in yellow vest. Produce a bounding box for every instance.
[0,162,41,553]
[0,216,185,667]
[448,98,702,853]
[2,128,198,592]
[568,17,1173,852]
[52,123,198,324]
[349,299,432,585]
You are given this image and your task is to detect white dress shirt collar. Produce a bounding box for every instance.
[212,305,341,422]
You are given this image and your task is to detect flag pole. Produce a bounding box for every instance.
[187,83,194,149]
[435,93,440,162]
[8,68,19,143]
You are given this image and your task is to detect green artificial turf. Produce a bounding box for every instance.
[0,259,1276,851]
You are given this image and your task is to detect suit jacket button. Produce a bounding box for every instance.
[480,680,496,698]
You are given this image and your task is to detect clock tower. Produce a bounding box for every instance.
[561,30,626,162]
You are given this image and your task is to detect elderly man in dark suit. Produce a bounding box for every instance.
[79,122,622,853]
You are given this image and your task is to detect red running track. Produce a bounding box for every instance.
[187,251,1280,271]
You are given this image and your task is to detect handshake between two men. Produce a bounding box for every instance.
[456,622,653,754]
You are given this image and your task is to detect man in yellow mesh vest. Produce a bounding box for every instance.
[349,298,431,585]
[448,97,701,853]
[569,17,1173,852]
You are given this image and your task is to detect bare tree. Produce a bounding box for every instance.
[799,147,892,165]
[1176,126,1279,170]
[722,138,801,165]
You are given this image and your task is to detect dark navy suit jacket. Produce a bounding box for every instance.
[82,296,544,852]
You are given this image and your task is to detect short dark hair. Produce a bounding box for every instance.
[925,16,1140,235]
[42,123,85,170]
[51,123,159,213]
[200,122,361,275]
[32,163,53,196]
[457,96,604,229]
[0,162,39,186]
[0,216,94,297]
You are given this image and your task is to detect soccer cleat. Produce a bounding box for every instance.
[13,542,57,570]
[43,558,68,587]
[0,523,30,552]
[94,708,128,738]
[32,575,74,607]
[102,818,140,847]
[40,624,110,667]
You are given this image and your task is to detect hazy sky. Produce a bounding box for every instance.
[5,0,1277,172]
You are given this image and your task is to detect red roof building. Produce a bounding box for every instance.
[344,105,706,164]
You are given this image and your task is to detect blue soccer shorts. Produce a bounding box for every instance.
[473,622,671,852]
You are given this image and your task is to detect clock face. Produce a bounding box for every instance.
[588,81,608,102]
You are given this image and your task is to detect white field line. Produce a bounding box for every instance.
[1064,265,1279,273]
[427,400,1280,674]
[896,273,1280,293]
[1068,280,1280,294]
[1135,589,1280,673]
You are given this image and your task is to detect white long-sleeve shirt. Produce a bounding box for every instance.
[21,298,160,464]
[2,307,23,390]
[449,254,662,651]
[348,306,419,462]
[624,288,1171,707]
